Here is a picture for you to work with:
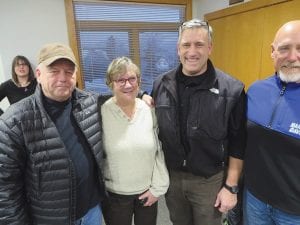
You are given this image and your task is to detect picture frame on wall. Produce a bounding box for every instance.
[229,0,244,5]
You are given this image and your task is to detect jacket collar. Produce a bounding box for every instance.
[34,83,88,100]
[34,84,85,110]
[163,59,218,89]
[159,59,218,103]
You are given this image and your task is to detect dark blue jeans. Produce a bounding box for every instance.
[75,204,102,225]
[243,189,300,225]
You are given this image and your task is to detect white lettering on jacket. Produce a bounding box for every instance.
[289,122,300,136]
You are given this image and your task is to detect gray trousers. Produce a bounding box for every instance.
[165,170,223,225]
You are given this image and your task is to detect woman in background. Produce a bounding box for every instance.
[101,56,169,225]
[0,55,37,105]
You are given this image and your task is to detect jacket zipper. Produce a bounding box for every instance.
[268,84,286,128]
[221,144,225,167]
[69,158,76,225]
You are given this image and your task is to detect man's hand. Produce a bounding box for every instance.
[215,157,242,212]
[214,187,237,213]
[142,94,154,107]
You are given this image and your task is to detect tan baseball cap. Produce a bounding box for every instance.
[37,43,77,67]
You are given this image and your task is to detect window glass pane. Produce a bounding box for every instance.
[80,32,129,94]
[140,32,179,93]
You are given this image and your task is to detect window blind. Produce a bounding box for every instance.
[73,0,185,94]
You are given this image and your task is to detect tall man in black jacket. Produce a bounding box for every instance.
[0,43,105,225]
[150,19,246,225]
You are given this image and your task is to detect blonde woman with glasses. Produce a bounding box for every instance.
[101,56,169,225]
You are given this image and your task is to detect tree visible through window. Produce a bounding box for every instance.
[71,1,186,94]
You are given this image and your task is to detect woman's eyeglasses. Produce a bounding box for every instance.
[114,77,137,86]
[15,63,28,67]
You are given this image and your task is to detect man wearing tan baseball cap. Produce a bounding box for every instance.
[37,42,78,67]
[35,43,78,102]
[0,43,105,225]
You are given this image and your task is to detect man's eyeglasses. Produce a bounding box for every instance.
[179,19,211,39]
[180,20,208,30]
[114,77,138,86]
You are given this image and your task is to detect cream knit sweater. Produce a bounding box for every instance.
[101,98,169,197]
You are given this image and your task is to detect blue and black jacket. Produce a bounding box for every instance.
[244,74,300,215]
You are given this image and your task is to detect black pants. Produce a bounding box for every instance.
[102,192,158,225]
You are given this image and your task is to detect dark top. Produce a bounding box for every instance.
[43,96,100,219]
[176,66,209,155]
[0,79,37,104]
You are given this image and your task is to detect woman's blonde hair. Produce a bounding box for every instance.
[106,56,141,89]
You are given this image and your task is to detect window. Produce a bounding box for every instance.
[65,0,192,94]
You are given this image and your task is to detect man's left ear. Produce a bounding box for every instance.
[208,42,213,55]
[271,44,275,59]
[35,68,41,83]
[177,43,180,57]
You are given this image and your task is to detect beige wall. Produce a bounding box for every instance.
[205,0,300,89]
[0,0,69,110]
[192,0,251,19]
